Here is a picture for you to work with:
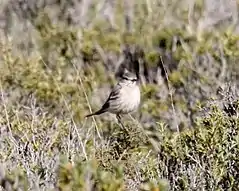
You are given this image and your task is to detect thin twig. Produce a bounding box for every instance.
[159,56,179,133]
[40,58,89,160]
[71,61,102,140]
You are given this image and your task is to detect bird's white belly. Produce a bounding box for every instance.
[118,85,140,114]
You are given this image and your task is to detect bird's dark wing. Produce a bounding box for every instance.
[107,84,121,101]
[85,84,121,117]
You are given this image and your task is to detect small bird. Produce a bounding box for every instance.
[85,69,140,125]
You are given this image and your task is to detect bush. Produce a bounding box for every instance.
[1,0,239,190]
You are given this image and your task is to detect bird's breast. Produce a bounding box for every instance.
[120,85,140,114]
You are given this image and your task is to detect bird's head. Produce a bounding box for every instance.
[120,69,138,86]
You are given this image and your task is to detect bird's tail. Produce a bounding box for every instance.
[85,109,106,118]
[85,113,95,118]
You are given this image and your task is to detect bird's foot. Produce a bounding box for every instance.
[116,114,129,135]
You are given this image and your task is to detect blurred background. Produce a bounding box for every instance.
[0,0,239,190]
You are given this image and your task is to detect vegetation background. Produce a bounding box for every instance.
[0,0,239,190]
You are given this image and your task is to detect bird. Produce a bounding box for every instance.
[85,69,140,127]
[86,46,141,130]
